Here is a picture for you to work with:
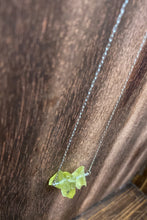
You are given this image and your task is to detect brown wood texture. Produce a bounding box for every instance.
[0,0,147,219]
[133,167,147,194]
[74,184,147,220]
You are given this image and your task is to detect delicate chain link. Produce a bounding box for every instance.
[88,32,147,174]
[58,0,130,173]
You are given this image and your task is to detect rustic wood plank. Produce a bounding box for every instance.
[0,0,147,219]
[74,184,147,220]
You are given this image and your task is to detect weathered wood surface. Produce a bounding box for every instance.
[74,183,147,220]
[0,0,147,219]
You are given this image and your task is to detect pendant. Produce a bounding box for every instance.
[48,166,87,198]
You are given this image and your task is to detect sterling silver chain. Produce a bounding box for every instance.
[57,0,147,176]
[88,32,147,174]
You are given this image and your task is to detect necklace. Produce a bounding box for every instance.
[48,0,147,199]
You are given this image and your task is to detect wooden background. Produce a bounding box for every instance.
[74,184,147,220]
[0,0,147,219]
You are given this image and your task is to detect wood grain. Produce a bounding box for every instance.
[0,0,147,219]
[74,184,147,220]
[133,167,147,194]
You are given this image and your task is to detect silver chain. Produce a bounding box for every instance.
[58,0,130,174]
[88,32,147,174]
[57,0,146,178]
